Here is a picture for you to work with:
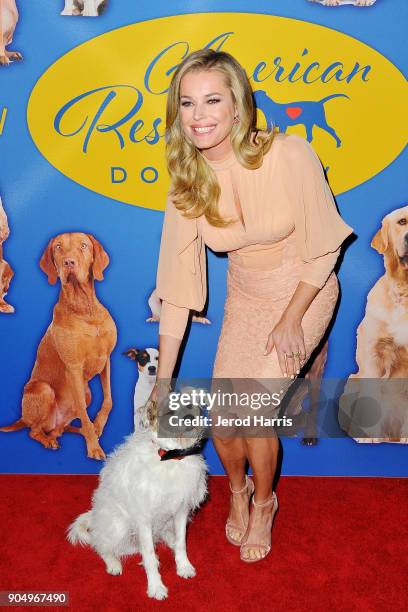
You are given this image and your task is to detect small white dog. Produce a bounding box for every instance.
[67,394,207,600]
[124,347,158,430]
[61,0,107,17]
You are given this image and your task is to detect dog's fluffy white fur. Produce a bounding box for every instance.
[67,427,207,600]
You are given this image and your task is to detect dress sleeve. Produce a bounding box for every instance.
[155,193,207,336]
[282,135,354,289]
[159,300,190,340]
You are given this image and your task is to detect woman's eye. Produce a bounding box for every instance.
[181,101,192,107]
[208,98,220,104]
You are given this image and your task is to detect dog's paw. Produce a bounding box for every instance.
[106,559,122,575]
[353,437,379,444]
[6,51,23,62]
[45,438,60,449]
[177,560,196,579]
[147,582,168,600]
[0,303,15,314]
[81,8,98,16]
[87,444,106,460]
[192,315,211,325]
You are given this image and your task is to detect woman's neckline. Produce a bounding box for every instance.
[199,147,237,171]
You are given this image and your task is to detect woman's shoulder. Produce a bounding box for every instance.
[248,130,310,163]
[271,132,318,164]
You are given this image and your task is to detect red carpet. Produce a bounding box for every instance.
[0,475,407,611]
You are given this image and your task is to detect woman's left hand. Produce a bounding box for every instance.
[264,315,307,378]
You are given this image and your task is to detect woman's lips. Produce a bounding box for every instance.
[191,125,216,135]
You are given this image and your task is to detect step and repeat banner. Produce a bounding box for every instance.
[0,1,407,475]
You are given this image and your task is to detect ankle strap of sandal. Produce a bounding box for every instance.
[252,492,276,508]
[229,475,250,494]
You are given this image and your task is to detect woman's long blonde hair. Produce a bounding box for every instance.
[166,49,275,227]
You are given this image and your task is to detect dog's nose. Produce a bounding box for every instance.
[63,258,76,268]
[148,366,156,374]
[404,233,408,246]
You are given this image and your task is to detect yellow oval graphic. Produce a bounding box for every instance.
[27,13,408,210]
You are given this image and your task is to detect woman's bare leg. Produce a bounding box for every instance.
[241,436,279,560]
[212,435,250,542]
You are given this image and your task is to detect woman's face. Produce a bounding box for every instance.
[179,69,237,160]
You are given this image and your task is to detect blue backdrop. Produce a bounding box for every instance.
[0,0,406,476]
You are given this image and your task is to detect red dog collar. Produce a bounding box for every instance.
[158,448,184,461]
[157,443,203,461]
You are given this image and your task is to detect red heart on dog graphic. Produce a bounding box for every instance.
[286,107,303,119]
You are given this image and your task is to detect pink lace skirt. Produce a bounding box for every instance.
[212,232,339,381]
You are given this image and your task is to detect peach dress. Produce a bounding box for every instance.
[155,133,353,387]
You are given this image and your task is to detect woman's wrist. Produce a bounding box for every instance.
[280,309,303,325]
[154,379,173,390]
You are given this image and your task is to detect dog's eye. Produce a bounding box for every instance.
[55,244,62,250]
[397,218,407,225]
[81,243,88,249]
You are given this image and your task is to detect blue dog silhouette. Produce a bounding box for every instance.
[253,90,349,147]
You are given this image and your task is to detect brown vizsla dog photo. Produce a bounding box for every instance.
[0,232,117,459]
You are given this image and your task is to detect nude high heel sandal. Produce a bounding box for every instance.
[225,475,255,546]
[240,491,278,562]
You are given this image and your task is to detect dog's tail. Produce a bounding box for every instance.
[0,418,27,432]
[66,511,93,546]
[320,93,350,104]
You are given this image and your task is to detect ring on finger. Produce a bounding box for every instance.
[283,352,289,376]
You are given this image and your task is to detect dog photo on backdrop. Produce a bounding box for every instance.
[339,205,408,444]
[0,195,14,313]
[67,388,207,600]
[0,0,22,66]
[0,232,117,459]
[309,0,376,6]
[124,347,159,431]
[146,287,211,327]
[253,90,348,148]
[61,0,108,16]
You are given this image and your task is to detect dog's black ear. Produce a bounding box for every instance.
[87,234,109,281]
[123,349,139,360]
[40,238,58,285]
[371,221,389,254]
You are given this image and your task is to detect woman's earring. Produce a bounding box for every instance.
[234,115,240,124]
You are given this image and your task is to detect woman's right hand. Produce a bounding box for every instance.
[148,379,172,408]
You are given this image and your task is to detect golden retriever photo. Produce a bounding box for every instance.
[339,205,408,444]
[0,195,14,313]
[0,232,117,459]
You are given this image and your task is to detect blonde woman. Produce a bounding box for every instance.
[152,49,353,562]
